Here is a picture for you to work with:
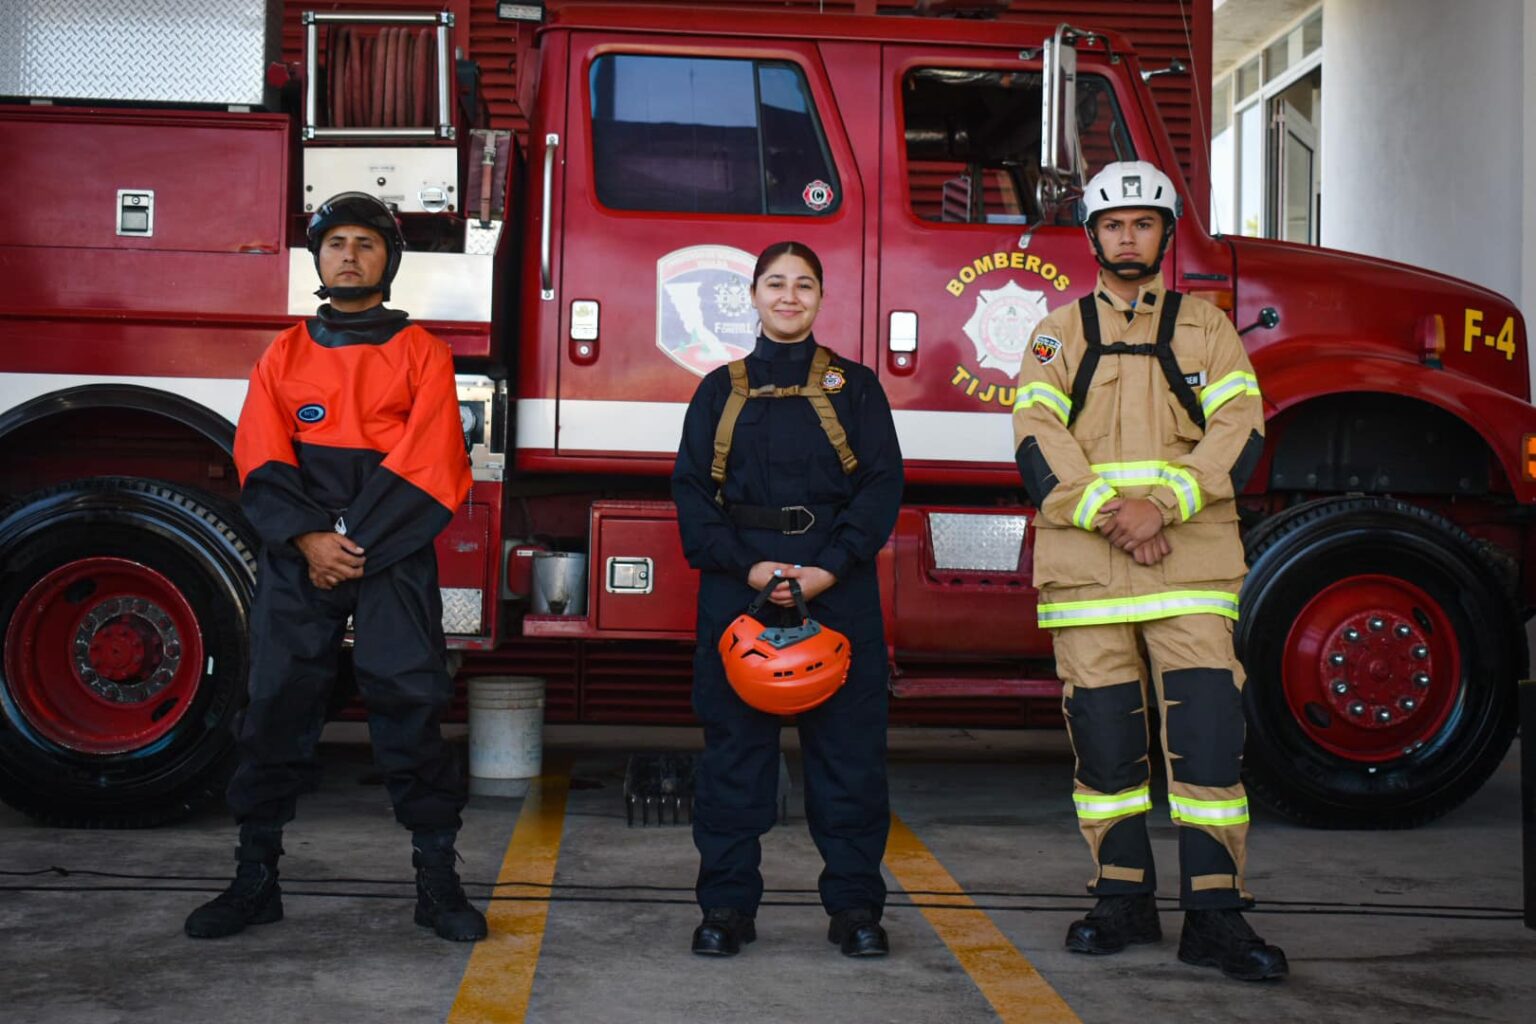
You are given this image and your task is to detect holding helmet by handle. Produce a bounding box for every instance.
[672,240,903,960]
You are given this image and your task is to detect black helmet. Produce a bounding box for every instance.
[306,191,406,301]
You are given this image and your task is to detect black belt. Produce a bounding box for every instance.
[727,503,841,535]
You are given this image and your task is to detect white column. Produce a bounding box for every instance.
[1322,0,1522,306]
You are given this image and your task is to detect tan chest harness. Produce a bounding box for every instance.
[708,347,858,535]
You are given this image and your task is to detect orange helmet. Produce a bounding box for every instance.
[718,579,851,715]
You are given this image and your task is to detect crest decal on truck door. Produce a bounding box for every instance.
[961,279,1051,374]
[656,245,758,376]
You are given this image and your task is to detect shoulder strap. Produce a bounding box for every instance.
[1066,294,1102,430]
[801,347,859,476]
[710,360,751,485]
[1152,291,1206,431]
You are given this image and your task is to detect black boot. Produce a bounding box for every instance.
[828,908,889,957]
[691,908,756,956]
[1178,909,1288,981]
[1065,893,1161,954]
[412,829,488,942]
[184,824,285,939]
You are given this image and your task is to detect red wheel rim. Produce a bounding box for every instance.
[1281,573,1459,763]
[4,557,205,754]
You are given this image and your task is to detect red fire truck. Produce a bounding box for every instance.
[0,0,1530,831]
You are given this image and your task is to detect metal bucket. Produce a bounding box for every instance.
[531,551,587,615]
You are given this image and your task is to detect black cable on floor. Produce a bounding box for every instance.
[0,879,1523,921]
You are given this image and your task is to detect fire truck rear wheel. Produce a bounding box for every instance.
[1237,497,1520,829]
[0,477,256,827]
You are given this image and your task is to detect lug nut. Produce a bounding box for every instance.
[1400,697,1418,712]
[1343,627,1361,643]
[1375,707,1393,723]
[1368,617,1386,631]
[1395,623,1413,638]
[1413,672,1431,688]
[1412,645,1429,660]
[1331,680,1349,695]
[1347,701,1366,717]
[1329,652,1347,667]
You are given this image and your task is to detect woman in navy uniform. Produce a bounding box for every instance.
[672,241,903,957]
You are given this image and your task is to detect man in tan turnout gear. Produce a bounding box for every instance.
[1012,160,1286,981]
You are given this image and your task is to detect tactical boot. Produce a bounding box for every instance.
[828,907,889,957]
[412,830,488,942]
[1178,909,1288,981]
[1065,893,1161,954]
[691,907,756,956]
[184,823,285,939]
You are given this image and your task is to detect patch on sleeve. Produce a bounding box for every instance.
[821,366,847,393]
[1031,335,1063,365]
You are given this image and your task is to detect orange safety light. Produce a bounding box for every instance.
[1417,313,1446,367]
[1523,434,1536,481]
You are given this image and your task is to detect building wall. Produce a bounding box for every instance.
[1321,0,1523,308]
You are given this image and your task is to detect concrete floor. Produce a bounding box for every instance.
[1,725,1531,1024]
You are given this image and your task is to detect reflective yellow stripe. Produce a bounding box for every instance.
[1200,371,1261,418]
[1038,589,1240,628]
[1169,794,1250,827]
[1091,460,1203,521]
[1014,381,1072,425]
[1072,476,1117,530]
[1073,787,1152,820]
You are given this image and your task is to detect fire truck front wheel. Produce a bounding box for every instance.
[0,478,256,827]
[1236,497,1520,829]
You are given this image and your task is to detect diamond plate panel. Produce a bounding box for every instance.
[4,0,277,105]
[441,588,484,635]
[928,513,1028,572]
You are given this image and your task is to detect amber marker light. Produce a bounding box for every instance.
[1524,435,1536,481]
[1417,313,1446,367]
[1189,289,1234,311]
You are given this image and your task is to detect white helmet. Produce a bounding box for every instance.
[1076,160,1183,226]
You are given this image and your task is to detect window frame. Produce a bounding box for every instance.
[1210,3,1323,239]
[894,64,1137,229]
[584,50,843,218]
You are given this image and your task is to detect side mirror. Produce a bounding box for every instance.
[1039,24,1080,191]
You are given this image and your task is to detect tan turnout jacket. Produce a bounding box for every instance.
[1012,272,1265,628]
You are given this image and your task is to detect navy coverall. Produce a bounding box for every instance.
[672,333,903,918]
[227,304,472,832]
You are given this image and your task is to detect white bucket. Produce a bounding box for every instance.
[467,675,545,797]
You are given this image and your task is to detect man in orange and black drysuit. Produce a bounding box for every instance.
[184,192,483,943]
[1013,161,1286,980]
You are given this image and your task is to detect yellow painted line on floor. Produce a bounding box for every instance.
[447,757,572,1024]
[885,814,1080,1024]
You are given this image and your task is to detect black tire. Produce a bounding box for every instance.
[1237,497,1521,828]
[0,478,256,827]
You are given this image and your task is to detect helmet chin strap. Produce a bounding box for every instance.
[1086,217,1175,281]
[314,282,386,301]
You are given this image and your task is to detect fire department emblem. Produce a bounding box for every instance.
[656,245,758,376]
[802,180,835,212]
[821,367,846,393]
[1032,335,1062,365]
[961,280,1051,374]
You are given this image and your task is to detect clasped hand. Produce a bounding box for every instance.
[295,531,366,590]
[747,561,837,608]
[1098,498,1170,567]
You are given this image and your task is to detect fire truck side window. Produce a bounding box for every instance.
[590,55,840,216]
[903,69,1132,224]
